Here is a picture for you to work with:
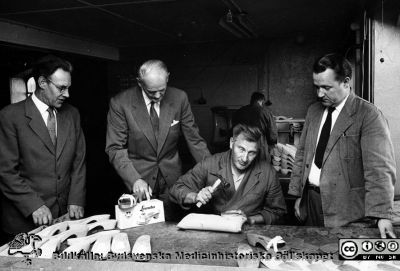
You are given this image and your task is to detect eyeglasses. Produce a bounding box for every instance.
[47,78,70,93]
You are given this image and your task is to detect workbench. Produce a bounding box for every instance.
[0,222,388,270]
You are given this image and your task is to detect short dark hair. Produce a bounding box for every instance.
[250,92,265,105]
[313,53,352,82]
[232,123,262,144]
[32,55,73,83]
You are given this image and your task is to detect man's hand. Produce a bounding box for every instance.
[133,179,152,202]
[294,198,302,221]
[247,214,265,225]
[195,186,213,206]
[183,192,197,205]
[32,205,52,225]
[68,205,84,219]
[378,218,396,238]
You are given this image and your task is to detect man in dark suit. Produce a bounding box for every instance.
[288,53,396,238]
[106,59,210,219]
[170,124,286,224]
[0,55,86,241]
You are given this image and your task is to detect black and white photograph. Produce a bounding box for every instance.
[0,0,400,270]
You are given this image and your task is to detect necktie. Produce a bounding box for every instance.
[150,101,159,141]
[314,107,335,169]
[47,107,57,146]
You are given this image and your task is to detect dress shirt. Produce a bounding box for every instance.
[231,166,245,191]
[142,90,160,117]
[31,92,57,136]
[308,94,349,186]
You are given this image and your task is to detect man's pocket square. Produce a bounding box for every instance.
[171,120,179,127]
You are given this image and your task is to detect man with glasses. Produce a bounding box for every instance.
[169,124,286,224]
[106,59,210,220]
[288,53,396,237]
[0,55,86,242]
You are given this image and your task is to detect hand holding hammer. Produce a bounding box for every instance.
[196,179,222,208]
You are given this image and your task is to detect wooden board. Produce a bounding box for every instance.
[0,223,391,269]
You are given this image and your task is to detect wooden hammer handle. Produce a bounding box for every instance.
[196,179,221,208]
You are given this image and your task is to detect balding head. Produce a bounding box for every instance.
[138,60,169,79]
[137,60,170,102]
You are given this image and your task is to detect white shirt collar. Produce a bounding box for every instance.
[31,92,50,114]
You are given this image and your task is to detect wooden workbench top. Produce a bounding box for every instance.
[122,222,382,266]
[0,222,387,270]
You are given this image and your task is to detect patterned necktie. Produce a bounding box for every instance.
[314,107,335,169]
[150,101,159,141]
[47,107,57,146]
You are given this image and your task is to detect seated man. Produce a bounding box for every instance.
[169,124,286,224]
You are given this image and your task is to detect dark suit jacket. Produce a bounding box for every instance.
[288,93,396,227]
[0,97,86,234]
[105,86,210,191]
[169,150,287,224]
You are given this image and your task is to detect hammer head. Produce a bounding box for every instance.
[210,173,230,189]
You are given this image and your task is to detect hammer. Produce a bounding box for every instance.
[196,179,222,208]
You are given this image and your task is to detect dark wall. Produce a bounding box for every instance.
[111,34,354,146]
[66,56,124,217]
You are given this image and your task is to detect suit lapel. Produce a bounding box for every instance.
[56,108,71,159]
[157,91,174,154]
[213,152,235,197]
[242,165,261,196]
[217,165,231,190]
[322,93,355,167]
[25,97,55,155]
[131,87,157,152]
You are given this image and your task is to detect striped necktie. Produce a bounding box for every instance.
[150,101,159,141]
[47,107,57,146]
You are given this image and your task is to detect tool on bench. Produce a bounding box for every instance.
[118,194,138,213]
[196,173,230,208]
[115,193,164,229]
[247,233,285,252]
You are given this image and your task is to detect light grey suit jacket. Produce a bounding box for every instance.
[288,92,396,227]
[105,86,210,191]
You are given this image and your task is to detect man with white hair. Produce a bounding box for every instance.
[106,59,210,220]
